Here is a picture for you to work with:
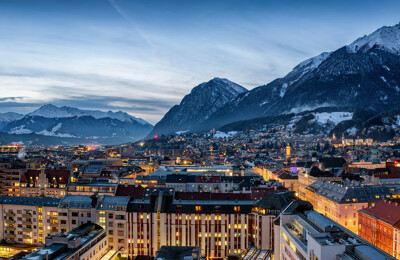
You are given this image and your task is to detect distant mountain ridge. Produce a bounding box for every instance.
[28,104,150,125]
[0,104,153,144]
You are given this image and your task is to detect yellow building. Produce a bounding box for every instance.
[305,179,398,234]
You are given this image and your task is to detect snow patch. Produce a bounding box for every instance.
[36,123,76,138]
[347,127,357,134]
[213,131,237,139]
[279,83,288,98]
[9,125,32,134]
[313,112,353,125]
[175,130,188,135]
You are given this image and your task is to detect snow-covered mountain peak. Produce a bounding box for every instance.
[0,112,24,123]
[347,23,400,54]
[293,52,332,72]
[284,51,332,83]
[28,104,72,118]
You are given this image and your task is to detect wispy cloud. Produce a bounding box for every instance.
[0,0,400,124]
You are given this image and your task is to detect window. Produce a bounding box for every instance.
[72,212,78,217]
[195,206,202,212]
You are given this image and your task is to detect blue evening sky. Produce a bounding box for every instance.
[0,0,399,123]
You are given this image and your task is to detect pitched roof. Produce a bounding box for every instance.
[174,192,252,201]
[360,199,400,225]
[319,157,346,168]
[21,169,71,184]
[115,185,144,198]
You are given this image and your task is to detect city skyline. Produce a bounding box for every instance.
[1,0,400,123]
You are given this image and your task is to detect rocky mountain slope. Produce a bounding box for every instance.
[204,23,400,128]
[150,78,247,136]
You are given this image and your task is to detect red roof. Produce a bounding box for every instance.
[374,173,400,179]
[251,187,288,199]
[21,169,71,184]
[115,185,144,198]
[361,199,400,225]
[174,192,252,201]
[196,176,220,183]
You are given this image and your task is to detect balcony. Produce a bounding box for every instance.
[5,212,15,217]
[50,222,58,227]
[6,234,15,239]
[22,220,32,225]
[5,226,14,231]
[23,235,31,239]
[22,213,32,218]
[22,227,32,232]
[5,220,15,225]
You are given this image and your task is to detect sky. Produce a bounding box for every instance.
[0,0,399,124]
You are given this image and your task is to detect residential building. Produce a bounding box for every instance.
[275,201,396,260]
[306,179,399,233]
[20,167,70,198]
[0,196,60,245]
[22,223,108,260]
[358,199,400,258]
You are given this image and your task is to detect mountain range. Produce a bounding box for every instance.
[149,78,247,136]
[1,23,400,144]
[0,104,152,145]
[151,23,400,138]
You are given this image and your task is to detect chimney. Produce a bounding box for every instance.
[90,193,98,208]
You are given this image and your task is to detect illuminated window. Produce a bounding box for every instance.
[195,206,201,212]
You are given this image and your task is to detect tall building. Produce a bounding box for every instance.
[306,179,399,233]
[0,196,60,245]
[286,143,291,158]
[22,223,108,260]
[358,199,400,258]
[0,157,26,197]
[297,157,346,200]
[275,201,396,260]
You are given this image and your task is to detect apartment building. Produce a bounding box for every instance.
[126,191,294,259]
[358,199,400,258]
[22,223,108,260]
[297,157,346,200]
[0,157,26,197]
[274,201,396,260]
[305,179,399,233]
[57,195,130,256]
[0,196,60,245]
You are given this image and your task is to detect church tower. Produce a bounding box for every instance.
[286,143,291,158]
